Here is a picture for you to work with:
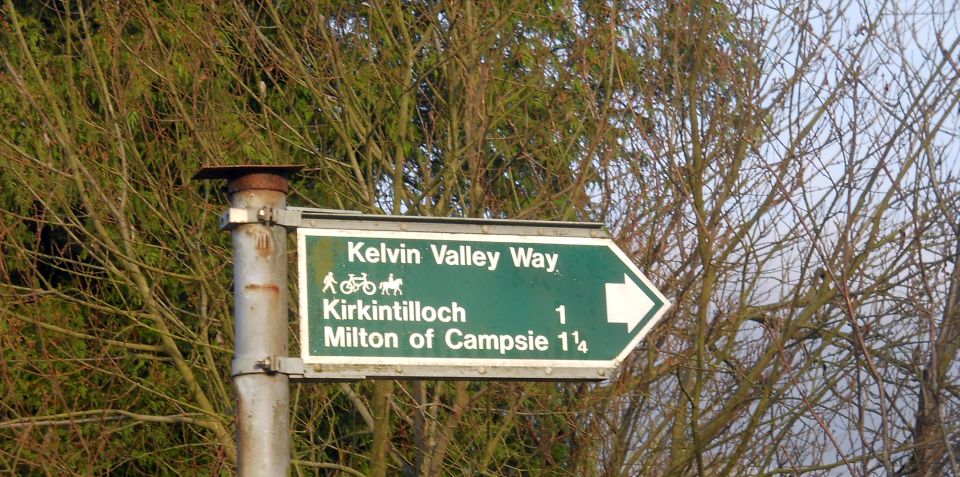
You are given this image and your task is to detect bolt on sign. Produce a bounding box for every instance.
[298,224,670,380]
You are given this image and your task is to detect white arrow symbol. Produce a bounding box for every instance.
[606,274,654,332]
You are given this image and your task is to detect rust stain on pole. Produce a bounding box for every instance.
[227,173,291,193]
[251,229,273,256]
[245,283,281,294]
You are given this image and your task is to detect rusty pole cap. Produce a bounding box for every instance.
[192,165,305,193]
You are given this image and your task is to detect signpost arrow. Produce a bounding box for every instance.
[606,275,654,333]
[297,216,670,380]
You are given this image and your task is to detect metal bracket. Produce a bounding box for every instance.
[231,357,368,381]
[219,207,302,231]
[232,356,306,379]
[229,357,608,381]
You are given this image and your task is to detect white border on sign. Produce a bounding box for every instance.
[297,228,671,369]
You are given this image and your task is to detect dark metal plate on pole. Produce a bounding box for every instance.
[193,165,304,193]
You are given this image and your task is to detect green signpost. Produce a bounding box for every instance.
[201,164,672,475]
[298,224,670,380]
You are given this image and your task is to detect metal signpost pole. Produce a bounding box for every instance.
[194,165,302,477]
[229,170,289,477]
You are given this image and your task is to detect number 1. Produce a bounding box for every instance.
[556,305,566,325]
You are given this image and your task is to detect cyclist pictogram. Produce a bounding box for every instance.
[339,273,378,295]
